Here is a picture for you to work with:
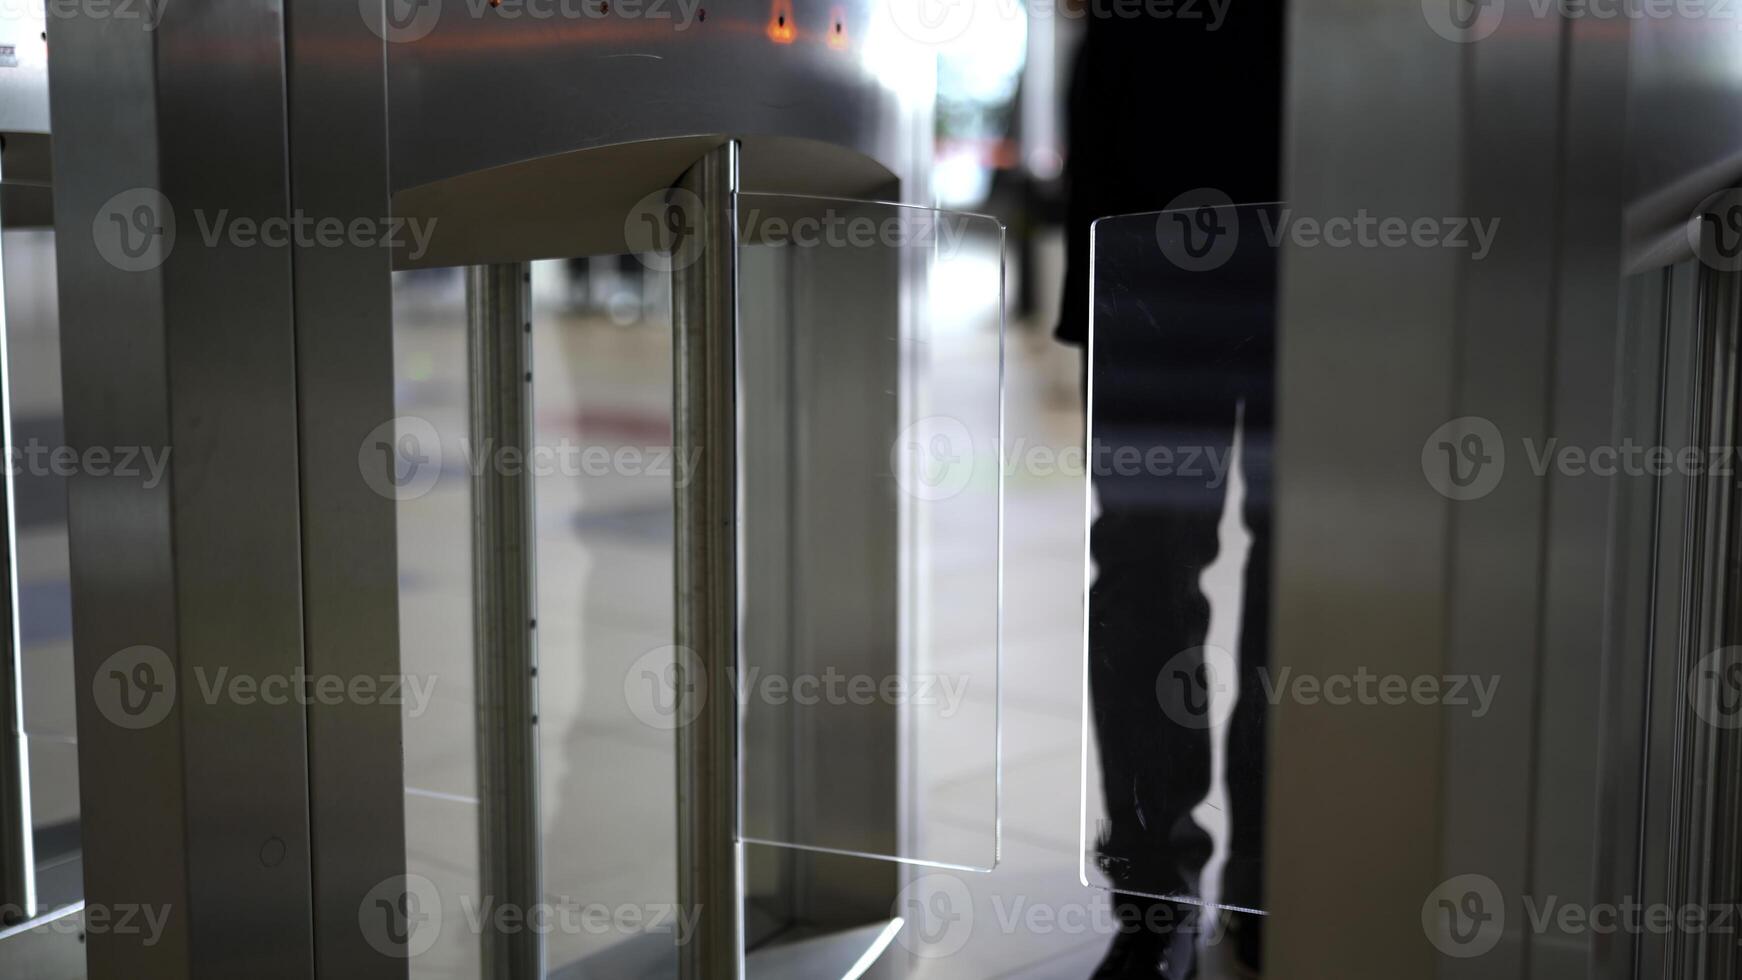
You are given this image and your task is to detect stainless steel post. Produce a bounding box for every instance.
[54,2,319,972]
[0,151,32,925]
[468,263,543,980]
[673,141,743,980]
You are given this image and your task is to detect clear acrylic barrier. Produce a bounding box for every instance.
[1082,202,1278,913]
[392,260,684,978]
[735,193,1003,872]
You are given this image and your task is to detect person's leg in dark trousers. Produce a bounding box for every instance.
[1086,211,1267,977]
[1087,388,1236,980]
[1084,209,1276,978]
[1088,430,1231,895]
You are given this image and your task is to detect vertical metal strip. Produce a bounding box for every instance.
[673,142,743,980]
[282,0,409,971]
[469,263,543,980]
[0,148,33,924]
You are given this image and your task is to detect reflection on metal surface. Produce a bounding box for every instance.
[0,151,34,925]
[386,0,926,200]
[51,0,320,972]
[285,0,410,969]
[0,0,52,930]
[673,142,744,980]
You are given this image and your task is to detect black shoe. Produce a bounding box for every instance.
[1089,896,1200,980]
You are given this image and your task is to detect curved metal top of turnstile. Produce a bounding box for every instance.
[385,0,924,268]
[391,133,902,268]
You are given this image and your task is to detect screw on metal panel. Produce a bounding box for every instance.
[259,836,287,868]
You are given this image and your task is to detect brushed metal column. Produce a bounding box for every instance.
[673,142,743,980]
[52,0,317,973]
[0,150,32,926]
[468,263,542,980]
[284,0,409,971]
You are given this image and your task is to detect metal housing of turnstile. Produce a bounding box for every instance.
[23,0,933,977]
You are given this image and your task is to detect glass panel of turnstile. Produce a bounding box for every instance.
[389,258,686,978]
[1082,201,1278,914]
[733,193,1004,873]
[383,193,1004,980]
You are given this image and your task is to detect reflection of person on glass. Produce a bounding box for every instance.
[1057,3,1284,977]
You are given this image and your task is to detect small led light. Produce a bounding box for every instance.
[767,0,796,43]
[827,6,848,49]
